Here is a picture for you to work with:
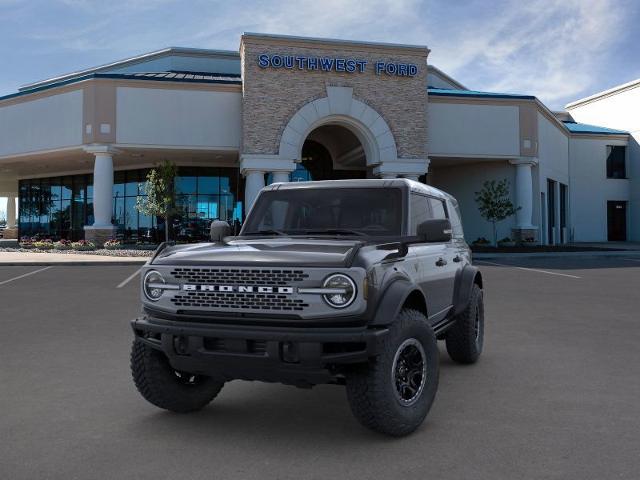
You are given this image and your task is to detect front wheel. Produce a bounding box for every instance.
[345,309,439,436]
[131,340,224,413]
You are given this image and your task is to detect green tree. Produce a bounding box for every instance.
[474,179,519,246]
[136,160,178,242]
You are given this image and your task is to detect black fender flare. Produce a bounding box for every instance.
[370,278,427,326]
[452,265,483,316]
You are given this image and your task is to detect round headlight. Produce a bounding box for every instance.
[143,270,165,301]
[322,274,356,308]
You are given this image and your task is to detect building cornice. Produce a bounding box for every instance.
[241,32,430,57]
[565,78,640,110]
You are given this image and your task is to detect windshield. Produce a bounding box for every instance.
[241,187,403,237]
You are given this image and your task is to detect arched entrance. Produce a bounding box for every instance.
[298,124,367,181]
[278,87,400,171]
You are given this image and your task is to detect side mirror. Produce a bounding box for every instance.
[417,219,452,243]
[210,220,231,242]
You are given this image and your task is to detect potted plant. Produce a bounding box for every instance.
[33,239,54,250]
[19,237,34,249]
[103,239,123,250]
[71,240,96,251]
[497,237,516,247]
[471,237,491,247]
[53,239,72,250]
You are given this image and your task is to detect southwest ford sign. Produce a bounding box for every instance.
[257,54,418,77]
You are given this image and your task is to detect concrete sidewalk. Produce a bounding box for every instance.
[474,250,640,260]
[0,251,149,266]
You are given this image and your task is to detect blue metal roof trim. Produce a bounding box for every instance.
[427,87,536,100]
[562,121,628,135]
[0,72,242,102]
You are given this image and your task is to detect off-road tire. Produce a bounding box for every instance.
[131,340,224,413]
[345,309,439,436]
[445,283,484,364]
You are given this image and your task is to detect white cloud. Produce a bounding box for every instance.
[4,0,634,109]
[426,0,631,108]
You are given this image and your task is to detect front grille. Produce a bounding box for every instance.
[171,292,309,311]
[170,268,308,286]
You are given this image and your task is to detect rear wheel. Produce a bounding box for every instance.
[445,283,484,364]
[131,340,224,413]
[345,309,439,436]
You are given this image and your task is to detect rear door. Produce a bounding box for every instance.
[428,197,457,319]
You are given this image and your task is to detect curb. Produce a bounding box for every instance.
[0,260,149,266]
[474,250,640,260]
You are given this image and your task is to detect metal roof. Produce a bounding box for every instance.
[120,71,241,82]
[0,71,242,103]
[427,87,535,100]
[19,47,240,92]
[562,121,628,135]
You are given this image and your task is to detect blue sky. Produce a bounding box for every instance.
[1,0,640,217]
[1,0,639,108]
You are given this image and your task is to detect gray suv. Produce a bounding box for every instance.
[130,179,484,436]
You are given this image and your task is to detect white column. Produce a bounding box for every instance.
[240,154,295,213]
[83,146,119,233]
[244,170,265,212]
[271,171,290,184]
[509,158,538,228]
[92,152,115,227]
[6,195,16,229]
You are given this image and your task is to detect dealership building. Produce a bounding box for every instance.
[0,33,637,245]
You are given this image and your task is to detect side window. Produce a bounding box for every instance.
[409,194,432,234]
[447,198,465,239]
[429,198,448,220]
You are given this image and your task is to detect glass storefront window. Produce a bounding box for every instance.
[176,175,197,195]
[18,167,242,242]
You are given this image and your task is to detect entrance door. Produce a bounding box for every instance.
[607,201,627,241]
[540,193,547,245]
[547,179,556,244]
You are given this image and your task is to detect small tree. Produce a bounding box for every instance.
[474,179,519,246]
[136,160,178,242]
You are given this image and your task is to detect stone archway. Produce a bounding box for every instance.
[278,86,398,169]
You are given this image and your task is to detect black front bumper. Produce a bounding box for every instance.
[131,316,388,386]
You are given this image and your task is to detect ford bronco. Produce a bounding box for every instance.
[130,179,484,436]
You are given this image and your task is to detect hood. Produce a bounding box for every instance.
[151,238,363,267]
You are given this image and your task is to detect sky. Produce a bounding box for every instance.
[1,0,640,215]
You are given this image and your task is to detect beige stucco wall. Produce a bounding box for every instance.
[116,86,242,148]
[240,35,429,160]
[0,90,83,157]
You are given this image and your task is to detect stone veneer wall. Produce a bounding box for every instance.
[240,36,429,160]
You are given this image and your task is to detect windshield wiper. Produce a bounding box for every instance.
[299,228,367,236]
[243,229,287,236]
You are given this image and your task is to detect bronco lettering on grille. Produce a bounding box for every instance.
[182,285,295,294]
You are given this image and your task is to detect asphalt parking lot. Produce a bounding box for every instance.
[2,257,640,479]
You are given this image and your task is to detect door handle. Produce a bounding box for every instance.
[453,255,462,263]
[435,258,447,267]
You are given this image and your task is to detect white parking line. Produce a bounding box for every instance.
[476,260,581,279]
[117,268,142,289]
[0,266,52,286]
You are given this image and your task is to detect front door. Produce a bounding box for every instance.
[547,179,556,244]
[607,201,627,241]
